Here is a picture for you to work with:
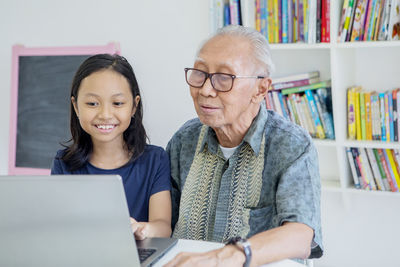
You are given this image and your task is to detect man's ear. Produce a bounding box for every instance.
[71,96,79,117]
[252,77,271,103]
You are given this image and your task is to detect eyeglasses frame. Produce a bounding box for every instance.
[184,68,265,92]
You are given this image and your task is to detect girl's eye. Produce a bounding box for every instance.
[86,102,98,107]
[114,102,124,106]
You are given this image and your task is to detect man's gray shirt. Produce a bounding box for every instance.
[167,104,323,258]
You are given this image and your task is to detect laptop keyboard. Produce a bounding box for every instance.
[138,248,156,263]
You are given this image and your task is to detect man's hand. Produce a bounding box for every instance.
[130,217,149,240]
[163,244,245,267]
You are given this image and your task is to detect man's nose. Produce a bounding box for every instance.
[199,77,217,97]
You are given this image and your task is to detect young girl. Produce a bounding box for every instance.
[51,54,171,240]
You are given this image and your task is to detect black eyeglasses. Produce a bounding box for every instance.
[184,68,265,92]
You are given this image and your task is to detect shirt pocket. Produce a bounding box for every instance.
[246,205,274,237]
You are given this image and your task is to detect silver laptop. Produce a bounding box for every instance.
[0,175,177,267]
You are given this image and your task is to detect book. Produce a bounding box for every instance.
[359,91,367,140]
[366,148,385,190]
[373,148,390,190]
[377,148,397,191]
[363,0,375,40]
[359,147,377,190]
[354,87,362,140]
[272,70,320,84]
[229,0,241,25]
[378,0,391,40]
[388,90,395,142]
[240,0,256,28]
[282,0,289,43]
[379,92,387,141]
[209,0,224,33]
[346,0,359,41]
[281,80,331,95]
[347,147,361,188]
[355,148,371,189]
[351,0,369,41]
[384,148,400,191]
[305,90,325,138]
[302,94,317,137]
[341,0,356,42]
[393,89,398,141]
[338,0,351,41]
[271,77,320,90]
[351,148,366,188]
[272,91,284,116]
[384,93,391,141]
[315,88,335,139]
[365,91,373,140]
[348,88,357,139]
[371,93,382,140]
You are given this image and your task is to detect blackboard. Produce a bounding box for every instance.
[9,44,120,174]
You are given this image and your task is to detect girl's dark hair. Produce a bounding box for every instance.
[62,54,147,171]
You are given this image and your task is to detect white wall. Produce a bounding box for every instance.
[0,0,208,174]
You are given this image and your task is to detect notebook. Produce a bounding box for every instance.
[0,175,177,267]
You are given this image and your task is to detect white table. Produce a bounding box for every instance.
[154,239,305,267]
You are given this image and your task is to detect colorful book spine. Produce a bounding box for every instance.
[282,0,289,43]
[316,88,335,139]
[388,91,395,142]
[377,148,396,191]
[305,90,325,138]
[325,0,331,42]
[355,89,362,140]
[384,149,400,191]
[271,77,320,90]
[366,148,385,190]
[351,148,366,188]
[347,147,361,188]
[281,80,331,95]
[360,147,377,190]
[393,89,398,141]
[348,88,357,139]
[255,0,261,31]
[338,0,350,41]
[365,91,373,140]
[384,93,390,141]
[360,91,367,140]
[373,148,390,190]
[363,0,375,40]
[260,0,268,37]
[351,0,369,41]
[379,92,387,141]
[341,0,356,42]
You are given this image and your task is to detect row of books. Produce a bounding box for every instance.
[267,71,334,139]
[347,147,400,192]
[255,0,331,43]
[338,0,400,42]
[347,87,400,142]
[209,0,331,43]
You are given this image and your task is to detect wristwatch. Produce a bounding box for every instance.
[226,236,252,267]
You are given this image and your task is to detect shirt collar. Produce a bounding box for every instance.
[199,101,268,156]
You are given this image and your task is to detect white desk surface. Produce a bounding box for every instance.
[154,239,305,267]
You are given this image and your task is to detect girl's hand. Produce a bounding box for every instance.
[130,217,149,240]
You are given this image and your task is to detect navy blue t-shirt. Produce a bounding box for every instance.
[51,144,171,222]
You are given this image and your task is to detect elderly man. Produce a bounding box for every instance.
[165,25,323,267]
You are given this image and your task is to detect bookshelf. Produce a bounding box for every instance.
[210,0,400,194]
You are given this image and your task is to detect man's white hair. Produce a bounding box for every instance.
[197,25,275,77]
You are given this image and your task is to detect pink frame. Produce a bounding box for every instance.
[9,43,120,175]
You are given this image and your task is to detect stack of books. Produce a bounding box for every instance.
[338,0,400,42]
[266,71,335,139]
[346,147,400,191]
[347,87,400,142]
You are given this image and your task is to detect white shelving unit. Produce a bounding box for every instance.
[210,1,400,266]
[267,1,400,195]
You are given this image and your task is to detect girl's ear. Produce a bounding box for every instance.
[71,96,79,117]
[131,95,141,117]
